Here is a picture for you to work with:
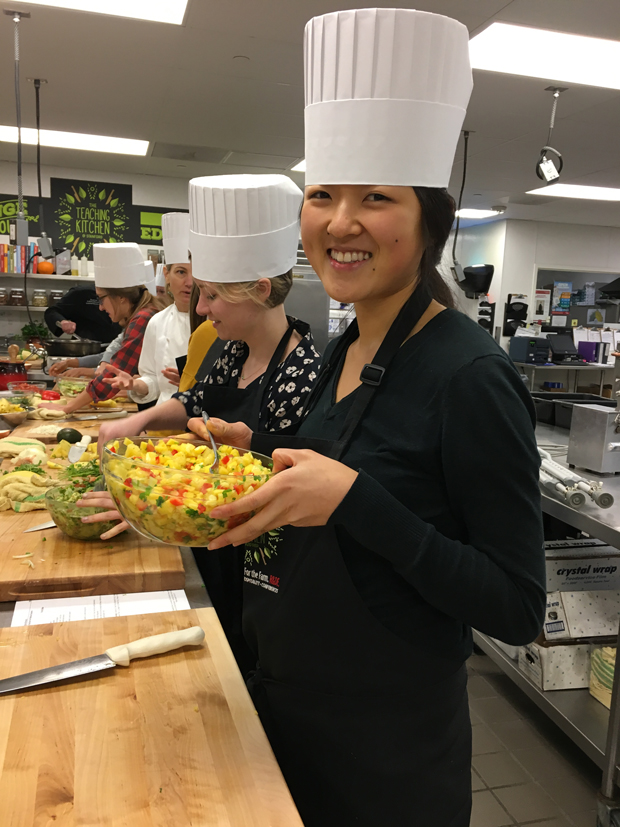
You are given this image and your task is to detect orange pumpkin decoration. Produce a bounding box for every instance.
[36,260,55,274]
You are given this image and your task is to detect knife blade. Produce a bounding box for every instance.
[59,411,129,422]
[0,626,205,695]
[23,519,56,533]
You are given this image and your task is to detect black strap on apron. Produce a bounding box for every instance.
[246,318,309,428]
[298,284,432,460]
[194,337,227,384]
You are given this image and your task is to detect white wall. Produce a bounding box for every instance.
[0,160,189,208]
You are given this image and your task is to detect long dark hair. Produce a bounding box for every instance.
[412,187,456,309]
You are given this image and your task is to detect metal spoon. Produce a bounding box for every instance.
[202,411,219,472]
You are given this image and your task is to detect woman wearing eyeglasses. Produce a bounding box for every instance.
[39,243,162,417]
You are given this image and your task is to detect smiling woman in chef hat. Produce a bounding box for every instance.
[107,213,195,406]
[198,9,546,827]
[40,242,162,416]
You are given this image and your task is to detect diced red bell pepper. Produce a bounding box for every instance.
[221,455,230,465]
[234,484,243,495]
[170,497,183,507]
[41,390,61,400]
[124,479,132,487]
[197,503,206,513]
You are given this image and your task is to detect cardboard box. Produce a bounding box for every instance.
[545,539,620,592]
[544,590,620,641]
[519,638,591,690]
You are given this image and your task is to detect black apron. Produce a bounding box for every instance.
[243,287,472,827]
[192,318,309,674]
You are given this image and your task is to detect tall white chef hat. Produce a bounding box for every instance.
[188,174,303,283]
[162,212,190,265]
[93,242,147,289]
[155,263,166,289]
[304,8,473,187]
[143,260,156,295]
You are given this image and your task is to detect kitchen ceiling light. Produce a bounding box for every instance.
[7,1,188,25]
[290,159,306,172]
[470,23,620,90]
[455,209,504,219]
[527,184,620,201]
[0,126,148,155]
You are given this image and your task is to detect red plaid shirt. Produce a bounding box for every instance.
[87,307,158,402]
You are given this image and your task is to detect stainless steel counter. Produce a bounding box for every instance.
[537,422,620,547]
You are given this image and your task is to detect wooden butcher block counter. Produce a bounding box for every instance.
[0,608,303,827]
[0,420,184,602]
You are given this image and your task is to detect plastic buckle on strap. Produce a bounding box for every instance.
[360,363,385,386]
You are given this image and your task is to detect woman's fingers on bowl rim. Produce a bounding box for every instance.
[81,509,121,523]
[209,507,281,549]
[210,486,268,520]
[100,521,129,539]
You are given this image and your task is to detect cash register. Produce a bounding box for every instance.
[546,333,587,365]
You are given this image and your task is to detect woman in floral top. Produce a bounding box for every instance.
[175,318,320,433]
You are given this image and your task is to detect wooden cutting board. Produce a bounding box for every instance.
[0,509,185,601]
[0,608,303,827]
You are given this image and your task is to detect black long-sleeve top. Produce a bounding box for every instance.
[294,308,546,664]
[44,285,122,343]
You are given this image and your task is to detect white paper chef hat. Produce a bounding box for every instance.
[93,242,147,288]
[188,174,303,283]
[162,212,190,265]
[304,8,473,187]
[155,263,166,289]
[143,260,156,295]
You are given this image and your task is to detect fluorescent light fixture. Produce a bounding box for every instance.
[456,208,504,219]
[470,22,620,90]
[527,184,620,201]
[0,126,148,156]
[9,1,188,25]
[290,158,306,172]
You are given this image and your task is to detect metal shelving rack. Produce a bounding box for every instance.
[476,422,620,824]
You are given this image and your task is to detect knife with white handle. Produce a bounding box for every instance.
[0,626,205,694]
[68,434,92,463]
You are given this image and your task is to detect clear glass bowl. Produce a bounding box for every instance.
[57,376,89,397]
[102,437,273,547]
[45,485,117,541]
[7,381,47,404]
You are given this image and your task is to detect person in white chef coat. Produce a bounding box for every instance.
[108,213,192,406]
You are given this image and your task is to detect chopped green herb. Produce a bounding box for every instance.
[42,537,46,542]
[4,463,45,476]
[156,496,165,507]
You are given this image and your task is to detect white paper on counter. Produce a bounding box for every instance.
[601,330,615,363]
[572,327,589,348]
[11,589,190,627]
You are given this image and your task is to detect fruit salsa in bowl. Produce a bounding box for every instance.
[102,437,274,547]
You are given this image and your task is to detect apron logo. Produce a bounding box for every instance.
[244,527,282,567]
[244,568,281,593]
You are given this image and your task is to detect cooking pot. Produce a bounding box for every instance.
[44,338,103,357]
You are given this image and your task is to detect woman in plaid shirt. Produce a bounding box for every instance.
[40,246,163,416]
